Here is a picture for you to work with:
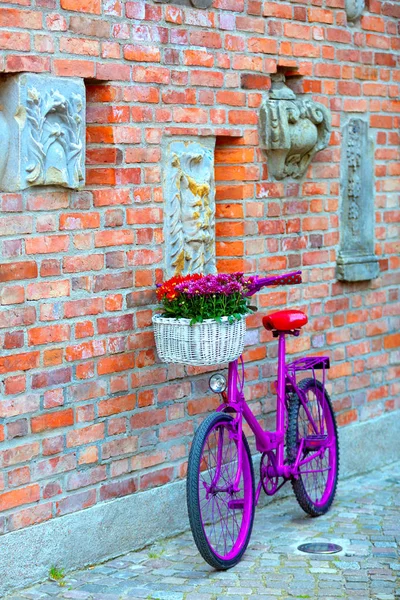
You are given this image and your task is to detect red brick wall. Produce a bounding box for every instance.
[0,0,399,532]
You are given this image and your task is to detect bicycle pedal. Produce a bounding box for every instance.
[228,499,244,510]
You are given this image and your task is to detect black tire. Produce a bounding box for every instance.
[286,378,339,517]
[187,412,255,570]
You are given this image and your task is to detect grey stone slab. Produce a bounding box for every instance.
[337,116,379,282]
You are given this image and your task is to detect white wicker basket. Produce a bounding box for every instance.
[152,314,246,366]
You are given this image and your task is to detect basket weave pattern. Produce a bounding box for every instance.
[152,314,246,366]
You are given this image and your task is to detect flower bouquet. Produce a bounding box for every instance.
[152,272,255,366]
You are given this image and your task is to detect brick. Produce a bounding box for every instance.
[0,215,32,236]
[31,409,74,433]
[384,333,400,349]
[26,280,70,300]
[190,30,222,49]
[0,485,40,512]
[0,443,40,468]
[31,367,72,389]
[65,339,105,362]
[64,298,103,318]
[0,285,24,305]
[8,466,30,488]
[101,436,137,459]
[0,8,42,29]
[63,254,104,273]
[53,58,95,78]
[0,31,30,51]
[59,213,100,230]
[0,351,39,375]
[94,230,134,247]
[60,0,100,14]
[6,54,50,73]
[140,467,174,490]
[8,503,52,532]
[124,44,160,62]
[56,489,96,516]
[97,314,133,334]
[67,465,107,491]
[60,36,99,56]
[7,419,29,441]
[25,235,69,255]
[28,324,70,346]
[97,353,135,375]
[0,394,40,418]
[4,374,26,395]
[70,381,106,402]
[99,477,136,501]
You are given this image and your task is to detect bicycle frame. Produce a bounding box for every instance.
[217,330,331,506]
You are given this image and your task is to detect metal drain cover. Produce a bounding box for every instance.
[298,542,343,554]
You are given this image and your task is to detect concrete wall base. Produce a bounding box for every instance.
[1,410,399,597]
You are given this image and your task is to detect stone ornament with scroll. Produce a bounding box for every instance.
[163,138,216,278]
[0,73,85,192]
[337,117,379,282]
[260,73,332,180]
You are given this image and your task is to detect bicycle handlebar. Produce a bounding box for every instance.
[246,271,302,296]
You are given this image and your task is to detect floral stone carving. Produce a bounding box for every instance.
[260,73,331,180]
[345,0,365,21]
[0,73,85,192]
[337,117,379,282]
[163,138,216,278]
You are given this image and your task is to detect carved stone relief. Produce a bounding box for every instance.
[260,74,332,180]
[345,0,365,22]
[0,73,85,192]
[163,138,216,278]
[337,117,379,282]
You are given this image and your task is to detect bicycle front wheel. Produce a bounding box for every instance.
[287,378,339,517]
[187,412,255,570]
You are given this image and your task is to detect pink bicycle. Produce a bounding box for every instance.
[186,271,339,569]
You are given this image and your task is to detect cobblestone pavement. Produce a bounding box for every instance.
[7,461,400,600]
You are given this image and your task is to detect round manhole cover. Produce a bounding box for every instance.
[298,543,343,554]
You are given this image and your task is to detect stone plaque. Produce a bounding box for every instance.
[337,118,379,282]
[260,74,331,180]
[163,138,216,278]
[0,73,85,192]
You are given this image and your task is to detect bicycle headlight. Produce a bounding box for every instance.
[209,373,227,394]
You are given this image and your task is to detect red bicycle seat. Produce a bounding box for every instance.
[262,310,308,332]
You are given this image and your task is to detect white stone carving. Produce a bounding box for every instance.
[345,0,365,21]
[0,73,85,192]
[163,138,216,278]
[260,73,332,180]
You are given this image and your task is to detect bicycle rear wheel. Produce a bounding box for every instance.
[187,412,255,569]
[286,378,339,517]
